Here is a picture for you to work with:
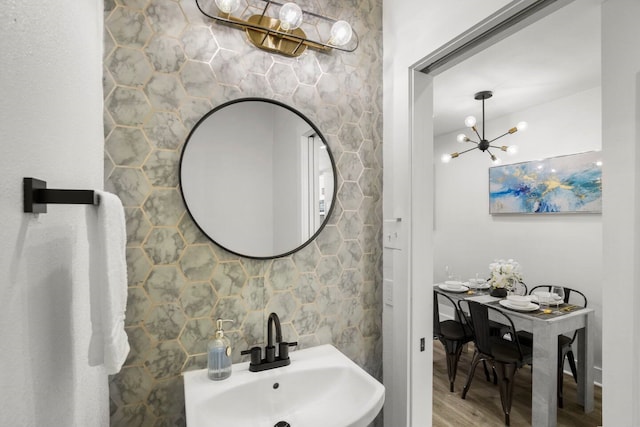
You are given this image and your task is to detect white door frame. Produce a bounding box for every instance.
[391,1,593,426]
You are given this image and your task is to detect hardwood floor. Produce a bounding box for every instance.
[432,341,602,426]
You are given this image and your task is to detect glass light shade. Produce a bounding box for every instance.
[215,0,241,14]
[464,115,476,128]
[279,3,303,30]
[329,21,353,46]
[441,154,452,163]
[516,121,528,131]
[456,133,467,143]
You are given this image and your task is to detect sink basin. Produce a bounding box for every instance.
[183,344,385,427]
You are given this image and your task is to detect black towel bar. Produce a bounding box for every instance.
[23,177,100,213]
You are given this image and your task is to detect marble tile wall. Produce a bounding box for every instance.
[103,0,382,425]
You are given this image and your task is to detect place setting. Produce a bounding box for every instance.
[467,276,490,290]
[498,294,540,312]
[437,266,470,293]
[438,281,470,293]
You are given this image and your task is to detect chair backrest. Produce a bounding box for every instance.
[529,285,587,307]
[466,300,528,362]
[511,281,528,296]
[434,290,466,336]
[456,299,477,334]
[466,300,493,356]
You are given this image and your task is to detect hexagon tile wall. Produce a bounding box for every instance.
[103,0,382,425]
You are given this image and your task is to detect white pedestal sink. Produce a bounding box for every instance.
[183,344,385,427]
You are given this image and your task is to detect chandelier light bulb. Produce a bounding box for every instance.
[456,133,467,143]
[279,3,303,30]
[507,145,518,155]
[491,156,502,165]
[441,154,452,163]
[329,21,353,46]
[516,121,528,131]
[215,0,241,14]
[464,115,476,128]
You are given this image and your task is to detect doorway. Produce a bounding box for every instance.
[381,0,626,425]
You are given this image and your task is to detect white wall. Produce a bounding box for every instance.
[0,1,108,426]
[434,87,603,382]
[187,102,275,254]
[272,106,304,254]
[382,1,511,425]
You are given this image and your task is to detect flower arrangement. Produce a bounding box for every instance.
[488,259,523,290]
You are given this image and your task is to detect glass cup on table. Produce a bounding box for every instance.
[535,291,551,311]
[550,286,565,308]
[444,265,455,281]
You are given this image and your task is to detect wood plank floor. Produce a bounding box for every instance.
[432,341,602,426]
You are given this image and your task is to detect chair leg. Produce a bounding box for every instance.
[567,350,578,382]
[462,350,485,400]
[482,360,491,382]
[445,344,464,392]
[494,362,518,426]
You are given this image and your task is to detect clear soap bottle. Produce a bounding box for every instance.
[208,319,233,381]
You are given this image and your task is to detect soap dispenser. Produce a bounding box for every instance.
[208,319,233,381]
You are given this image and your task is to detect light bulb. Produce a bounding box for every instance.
[507,145,518,155]
[464,115,476,128]
[279,3,303,30]
[441,154,452,163]
[329,21,353,46]
[215,0,240,14]
[516,121,528,131]
[456,133,467,143]
[491,156,502,165]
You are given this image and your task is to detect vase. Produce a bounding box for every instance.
[490,287,507,298]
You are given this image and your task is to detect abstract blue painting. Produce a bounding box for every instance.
[489,151,602,214]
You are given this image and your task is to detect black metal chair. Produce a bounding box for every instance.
[510,281,528,296]
[461,300,533,426]
[520,285,588,408]
[458,299,496,385]
[433,290,475,392]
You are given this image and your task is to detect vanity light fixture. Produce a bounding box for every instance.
[441,91,527,164]
[195,0,358,57]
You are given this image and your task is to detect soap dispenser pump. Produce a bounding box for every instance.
[208,319,234,381]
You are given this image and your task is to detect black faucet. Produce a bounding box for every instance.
[241,312,297,372]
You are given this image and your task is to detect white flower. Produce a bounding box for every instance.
[488,259,523,289]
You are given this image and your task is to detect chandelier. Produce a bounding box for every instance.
[441,91,527,164]
[195,0,358,58]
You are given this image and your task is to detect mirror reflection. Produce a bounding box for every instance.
[180,98,336,259]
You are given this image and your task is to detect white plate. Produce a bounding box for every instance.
[445,280,465,286]
[499,299,540,312]
[439,283,469,293]
[476,283,490,290]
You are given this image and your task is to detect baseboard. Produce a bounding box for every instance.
[564,363,602,387]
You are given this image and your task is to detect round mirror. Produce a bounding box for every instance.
[179,98,337,259]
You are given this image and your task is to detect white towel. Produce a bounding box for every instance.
[88,190,130,374]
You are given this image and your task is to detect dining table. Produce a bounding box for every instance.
[434,283,595,427]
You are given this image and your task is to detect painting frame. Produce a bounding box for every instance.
[489,151,602,215]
